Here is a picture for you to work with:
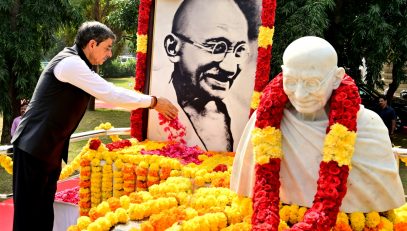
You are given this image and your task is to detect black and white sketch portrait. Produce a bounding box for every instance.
[147,0,262,152]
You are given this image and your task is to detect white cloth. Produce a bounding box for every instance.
[230,105,405,212]
[53,202,79,231]
[54,56,152,110]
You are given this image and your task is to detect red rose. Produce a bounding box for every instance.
[213,164,228,172]
[89,139,101,150]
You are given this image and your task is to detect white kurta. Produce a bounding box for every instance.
[230,105,405,212]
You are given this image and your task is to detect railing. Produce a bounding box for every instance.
[0,127,131,199]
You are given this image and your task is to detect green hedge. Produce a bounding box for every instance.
[100,58,136,78]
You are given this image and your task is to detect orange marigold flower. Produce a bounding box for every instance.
[395,222,407,231]
[107,197,121,211]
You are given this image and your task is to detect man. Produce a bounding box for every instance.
[161,0,253,151]
[10,102,28,138]
[377,95,397,136]
[231,36,405,213]
[11,21,178,231]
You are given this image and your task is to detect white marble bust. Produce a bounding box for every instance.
[230,36,405,212]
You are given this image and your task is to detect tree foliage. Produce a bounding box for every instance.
[0,0,81,144]
[271,0,407,102]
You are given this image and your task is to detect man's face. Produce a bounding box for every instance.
[379,98,387,108]
[175,1,249,100]
[88,38,113,65]
[283,67,336,114]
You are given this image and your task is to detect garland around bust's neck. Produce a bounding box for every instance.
[251,73,361,231]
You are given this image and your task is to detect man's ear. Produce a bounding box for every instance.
[332,67,345,89]
[164,34,181,63]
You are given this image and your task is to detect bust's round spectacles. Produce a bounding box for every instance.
[173,33,250,64]
[283,68,336,93]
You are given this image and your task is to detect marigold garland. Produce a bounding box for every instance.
[130,0,152,140]
[251,73,361,230]
[250,0,277,114]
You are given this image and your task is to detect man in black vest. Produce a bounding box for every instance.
[11,21,178,231]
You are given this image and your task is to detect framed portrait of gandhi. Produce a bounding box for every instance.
[146,0,262,152]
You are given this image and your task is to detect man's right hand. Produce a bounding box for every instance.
[154,97,178,120]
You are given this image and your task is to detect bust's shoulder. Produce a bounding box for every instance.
[357,105,386,129]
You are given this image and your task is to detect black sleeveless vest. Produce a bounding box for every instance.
[12,45,92,167]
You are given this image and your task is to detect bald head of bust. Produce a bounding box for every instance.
[281,36,345,117]
[283,36,338,74]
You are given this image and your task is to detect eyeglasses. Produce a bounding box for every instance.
[173,33,250,64]
[283,68,336,93]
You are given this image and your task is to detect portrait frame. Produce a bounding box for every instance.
[130,0,277,150]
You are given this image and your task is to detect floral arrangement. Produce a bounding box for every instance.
[54,120,407,230]
[130,0,152,140]
[55,186,79,204]
[0,153,13,174]
[250,0,277,113]
[68,175,407,231]
[68,178,253,231]
[251,73,361,230]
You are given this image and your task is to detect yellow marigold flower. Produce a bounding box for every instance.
[120,195,131,209]
[298,207,307,222]
[350,212,365,231]
[251,91,261,110]
[252,127,283,164]
[87,222,101,231]
[105,212,118,227]
[77,216,91,230]
[66,225,79,231]
[366,211,381,228]
[279,205,290,222]
[394,204,407,224]
[128,204,145,220]
[279,220,289,231]
[95,217,111,230]
[194,176,206,187]
[380,216,393,231]
[115,208,129,223]
[385,209,396,222]
[97,201,111,215]
[185,207,198,220]
[289,204,299,224]
[139,161,149,169]
[91,158,100,167]
[114,159,124,169]
[137,34,148,53]
[337,212,349,225]
[258,26,274,48]
[323,123,356,167]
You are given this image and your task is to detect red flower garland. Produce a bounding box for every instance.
[106,139,132,151]
[252,73,361,230]
[131,0,153,140]
[251,0,277,116]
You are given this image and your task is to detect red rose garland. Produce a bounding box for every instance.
[252,73,361,231]
[251,0,277,115]
[131,0,153,140]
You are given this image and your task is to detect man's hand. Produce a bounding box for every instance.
[154,97,178,120]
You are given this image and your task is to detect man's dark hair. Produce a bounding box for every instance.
[379,95,387,101]
[75,21,116,49]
